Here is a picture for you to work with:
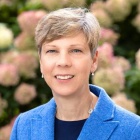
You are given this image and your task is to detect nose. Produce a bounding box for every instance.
[56,52,72,67]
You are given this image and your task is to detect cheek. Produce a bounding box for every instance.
[76,58,92,73]
[40,58,54,74]
[40,61,54,85]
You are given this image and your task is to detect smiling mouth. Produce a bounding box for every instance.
[55,75,74,80]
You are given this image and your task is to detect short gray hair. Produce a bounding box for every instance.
[35,7,100,56]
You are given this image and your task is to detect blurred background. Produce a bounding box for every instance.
[0,0,140,139]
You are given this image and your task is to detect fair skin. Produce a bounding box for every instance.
[40,33,98,121]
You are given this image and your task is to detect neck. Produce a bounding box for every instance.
[54,92,97,121]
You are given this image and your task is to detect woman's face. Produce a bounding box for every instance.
[40,33,98,97]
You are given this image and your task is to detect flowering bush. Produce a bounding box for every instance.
[17,10,47,36]
[99,28,120,45]
[0,0,140,139]
[90,1,105,10]
[1,51,39,79]
[97,43,114,68]
[132,13,140,32]
[0,124,12,140]
[91,9,112,28]
[128,0,139,5]
[90,1,113,28]
[41,0,65,10]
[0,117,15,140]
[112,93,137,113]
[138,2,140,12]
[136,49,140,69]
[93,67,125,95]
[125,69,140,106]
[25,0,43,9]
[41,0,86,10]
[14,32,35,51]
[113,56,131,72]
[0,0,14,7]
[105,0,131,22]
[0,64,19,86]
[14,83,37,105]
[0,24,13,49]
[0,97,7,117]
[11,52,39,78]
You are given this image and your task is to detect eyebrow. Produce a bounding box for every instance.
[44,44,85,47]
[44,45,56,47]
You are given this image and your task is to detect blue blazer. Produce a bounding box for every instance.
[10,85,140,140]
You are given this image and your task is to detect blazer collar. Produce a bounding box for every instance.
[89,85,115,121]
[31,85,119,140]
[78,85,119,140]
[31,99,56,140]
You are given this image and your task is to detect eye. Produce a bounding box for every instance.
[71,49,82,53]
[46,50,57,53]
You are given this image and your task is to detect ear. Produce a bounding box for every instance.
[91,51,98,73]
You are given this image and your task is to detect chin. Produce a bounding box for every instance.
[52,88,78,98]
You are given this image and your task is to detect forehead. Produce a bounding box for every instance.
[43,32,88,47]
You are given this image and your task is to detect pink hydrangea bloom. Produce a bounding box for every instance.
[0,24,13,49]
[0,116,17,140]
[0,0,13,7]
[93,67,125,95]
[91,9,112,28]
[97,43,114,68]
[138,2,140,12]
[0,64,20,86]
[132,13,140,32]
[41,0,85,10]
[14,83,37,105]
[14,32,35,51]
[41,0,64,10]
[9,116,17,127]
[90,1,105,10]
[113,56,131,72]
[100,28,120,45]
[90,1,113,28]
[105,0,131,22]
[65,0,85,7]
[1,51,38,79]
[0,124,12,140]
[17,10,47,36]
[12,52,39,78]
[1,50,19,64]
[112,93,137,113]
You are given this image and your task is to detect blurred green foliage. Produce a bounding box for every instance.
[125,68,140,115]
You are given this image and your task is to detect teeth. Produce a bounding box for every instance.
[56,75,73,80]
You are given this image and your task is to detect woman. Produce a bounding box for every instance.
[10,8,140,140]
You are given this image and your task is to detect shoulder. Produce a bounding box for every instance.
[113,105,140,139]
[115,105,140,122]
[19,103,48,119]
[17,98,55,121]
[10,98,56,139]
[11,103,48,130]
[10,104,48,139]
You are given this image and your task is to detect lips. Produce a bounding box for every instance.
[55,75,74,80]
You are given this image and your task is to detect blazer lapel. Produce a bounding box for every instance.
[78,116,119,140]
[78,85,119,140]
[31,99,56,140]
